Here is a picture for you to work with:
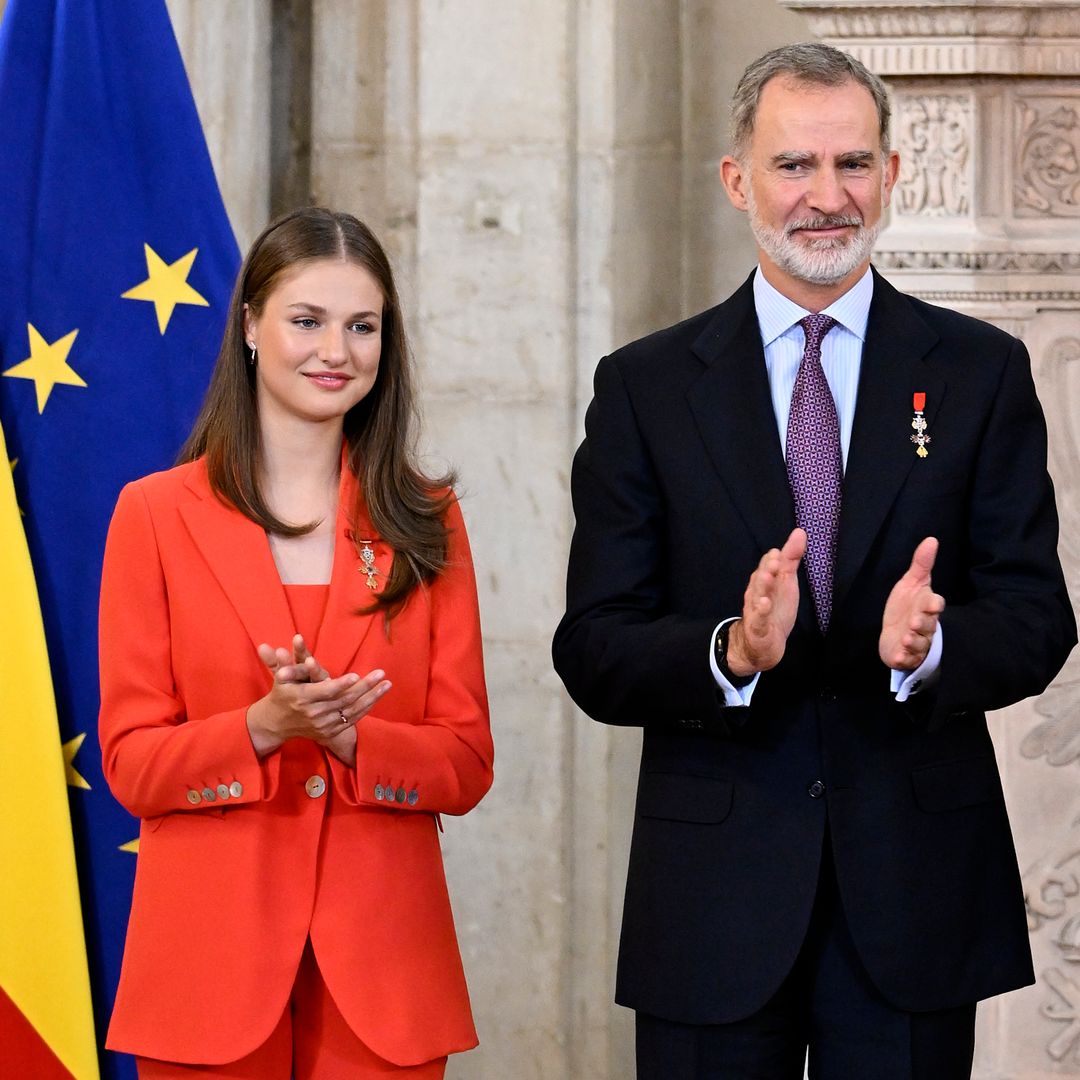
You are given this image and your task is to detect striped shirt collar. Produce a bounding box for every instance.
[752,265,874,348]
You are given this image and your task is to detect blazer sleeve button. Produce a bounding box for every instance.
[186,789,202,805]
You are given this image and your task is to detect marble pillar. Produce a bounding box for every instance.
[166,0,272,250]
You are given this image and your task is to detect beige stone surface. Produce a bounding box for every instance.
[166,0,271,250]
[417,2,570,145]
[681,1,809,312]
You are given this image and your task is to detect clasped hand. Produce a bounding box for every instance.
[726,528,944,677]
[245,634,391,759]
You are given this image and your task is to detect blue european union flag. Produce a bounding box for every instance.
[0,1,240,1074]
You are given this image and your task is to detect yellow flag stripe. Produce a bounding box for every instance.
[0,419,99,1080]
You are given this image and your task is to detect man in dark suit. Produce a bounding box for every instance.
[552,42,1076,1079]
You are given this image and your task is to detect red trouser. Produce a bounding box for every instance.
[136,941,448,1080]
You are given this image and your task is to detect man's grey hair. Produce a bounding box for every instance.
[731,42,891,159]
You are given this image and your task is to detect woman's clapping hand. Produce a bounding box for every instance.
[245,634,391,762]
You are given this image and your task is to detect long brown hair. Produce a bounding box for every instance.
[178,206,455,614]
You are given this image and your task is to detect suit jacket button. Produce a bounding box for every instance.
[374,783,384,801]
[229,781,244,799]
[395,786,407,804]
[818,687,836,704]
[186,789,201,805]
[407,789,419,806]
[808,780,826,798]
[216,784,231,801]
[305,775,327,799]
[201,787,216,802]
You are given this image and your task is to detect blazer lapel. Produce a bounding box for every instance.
[179,458,387,673]
[832,271,946,615]
[310,464,383,677]
[686,276,817,633]
[687,276,796,552]
[178,462,296,655]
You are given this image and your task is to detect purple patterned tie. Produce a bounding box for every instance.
[786,314,841,632]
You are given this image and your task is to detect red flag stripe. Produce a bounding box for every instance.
[0,983,77,1078]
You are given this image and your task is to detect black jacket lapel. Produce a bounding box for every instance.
[686,275,816,633]
[687,276,795,553]
[832,270,946,615]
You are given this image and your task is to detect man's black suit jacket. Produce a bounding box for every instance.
[552,269,1076,1024]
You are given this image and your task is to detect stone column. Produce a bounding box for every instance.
[308,4,579,1076]
[166,0,272,249]
[781,4,1080,1075]
[305,3,682,1077]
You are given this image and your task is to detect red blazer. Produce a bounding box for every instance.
[99,457,493,1066]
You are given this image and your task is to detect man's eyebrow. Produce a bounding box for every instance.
[769,150,878,167]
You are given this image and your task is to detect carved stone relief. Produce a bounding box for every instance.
[1017,334,1080,1066]
[783,5,1080,42]
[1043,968,1080,1063]
[782,2,1080,77]
[1015,97,1080,217]
[875,251,1080,272]
[895,94,972,218]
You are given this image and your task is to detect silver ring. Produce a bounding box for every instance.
[339,711,349,725]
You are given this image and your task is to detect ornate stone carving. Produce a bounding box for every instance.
[895,95,971,217]
[780,2,1080,76]
[874,251,1080,272]
[1043,968,1080,1062]
[782,3,1080,41]
[1015,98,1080,217]
[905,290,1080,304]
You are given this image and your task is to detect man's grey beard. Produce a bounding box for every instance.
[746,185,881,286]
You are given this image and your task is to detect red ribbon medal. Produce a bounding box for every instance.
[910,393,930,458]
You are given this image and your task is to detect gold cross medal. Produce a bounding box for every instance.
[910,392,931,458]
[358,539,380,589]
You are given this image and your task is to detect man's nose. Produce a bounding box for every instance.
[805,169,848,215]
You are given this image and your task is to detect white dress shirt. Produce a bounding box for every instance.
[710,267,942,706]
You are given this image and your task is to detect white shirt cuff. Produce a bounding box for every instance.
[891,623,943,702]
[709,618,760,707]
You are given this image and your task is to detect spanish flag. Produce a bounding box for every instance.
[0,417,98,1078]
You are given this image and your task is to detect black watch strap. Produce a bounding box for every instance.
[715,620,754,688]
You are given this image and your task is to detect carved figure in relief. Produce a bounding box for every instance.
[896,95,970,217]
[1007,333,1080,1064]
[1016,102,1080,217]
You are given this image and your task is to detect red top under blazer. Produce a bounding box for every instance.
[98,457,493,1066]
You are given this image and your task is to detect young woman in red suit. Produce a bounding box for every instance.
[99,207,493,1079]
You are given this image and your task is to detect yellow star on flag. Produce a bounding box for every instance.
[2,324,85,413]
[122,243,209,334]
[119,839,140,854]
[61,733,91,790]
